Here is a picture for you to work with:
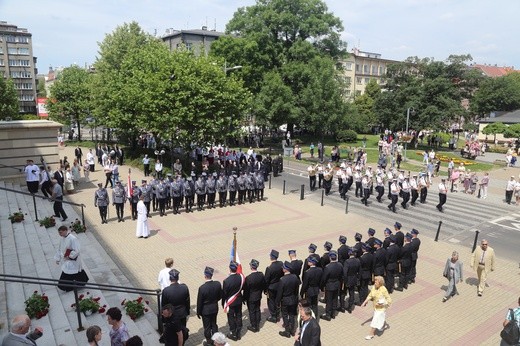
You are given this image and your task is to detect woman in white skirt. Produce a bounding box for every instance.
[362,275,392,340]
[136,195,150,239]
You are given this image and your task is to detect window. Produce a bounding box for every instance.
[345,90,351,96]
[21,59,30,66]
[356,77,362,84]
[355,90,361,96]
[355,64,360,72]
[0,59,4,66]
[365,78,370,84]
[20,94,34,101]
[6,35,16,42]
[16,82,33,90]
[8,47,29,55]
[18,36,29,43]
[372,65,378,75]
[10,71,31,78]
[345,77,351,85]
[344,62,352,71]
[363,65,369,73]
[379,66,385,75]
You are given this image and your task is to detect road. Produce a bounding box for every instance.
[270,159,520,262]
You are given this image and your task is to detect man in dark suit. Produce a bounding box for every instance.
[396,233,413,291]
[319,250,342,321]
[358,243,374,305]
[53,165,65,192]
[352,232,364,258]
[343,249,361,313]
[365,228,376,254]
[196,267,222,346]
[394,221,404,248]
[264,249,283,323]
[337,235,349,265]
[372,239,387,280]
[2,314,43,345]
[276,261,301,338]
[410,228,421,284]
[295,306,321,346]
[222,261,243,341]
[320,242,332,268]
[74,145,83,164]
[302,244,321,279]
[382,228,392,249]
[243,259,266,333]
[300,256,322,320]
[289,250,303,281]
[161,269,190,328]
[385,235,399,293]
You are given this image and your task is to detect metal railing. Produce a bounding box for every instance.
[0,185,86,225]
[0,162,23,172]
[0,273,161,332]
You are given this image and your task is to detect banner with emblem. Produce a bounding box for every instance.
[223,227,245,313]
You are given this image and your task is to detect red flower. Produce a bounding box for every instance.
[98,308,106,313]
[79,294,84,299]
[34,290,38,294]
[145,300,150,305]
[42,296,48,301]
[71,303,76,308]
[144,308,149,312]
[103,305,107,308]
[136,297,143,303]
[93,297,101,302]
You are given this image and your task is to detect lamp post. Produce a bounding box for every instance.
[404,108,415,162]
[224,61,242,73]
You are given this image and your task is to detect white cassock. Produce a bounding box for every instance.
[136,200,150,238]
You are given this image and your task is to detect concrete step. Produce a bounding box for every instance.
[0,182,160,345]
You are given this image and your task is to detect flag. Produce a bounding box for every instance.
[223,234,245,313]
[127,170,132,198]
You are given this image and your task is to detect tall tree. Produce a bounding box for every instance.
[471,72,520,117]
[482,122,507,142]
[46,65,91,140]
[211,0,348,136]
[0,77,19,119]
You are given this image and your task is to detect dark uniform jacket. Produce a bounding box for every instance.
[320,262,343,291]
[275,273,300,307]
[373,248,387,276]
[383,237,391,249]
[399,243,413,268]
[343,257,361,287]
[243,271,266,303]
[303,253,322,274]
[161,283,190,320]
[365,238,376,254]
[359,252,374,280]
[319,252,330,269]
[222,273,243,308]
[353,242,363,258]
[300,266,323,298]
[411,237,421,260]
[337,244,350,265]
[196,280,222,316]
[291,259,303,280]
[395,231,405,248]
[265,261,284,291]
[385,244,399,270]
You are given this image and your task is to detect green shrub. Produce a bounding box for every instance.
[336,130,358,143]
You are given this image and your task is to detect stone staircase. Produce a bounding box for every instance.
[0,181,160,345]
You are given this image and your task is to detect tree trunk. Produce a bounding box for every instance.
[76,119,82,141]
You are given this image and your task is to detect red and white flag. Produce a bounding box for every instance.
[223,233,245,313]
[127,169,132,198]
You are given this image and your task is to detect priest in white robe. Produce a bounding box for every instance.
[136,195,150,238]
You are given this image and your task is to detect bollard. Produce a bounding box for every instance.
[269,173,272,189]
[321,190,324,206]
[450,179,454,193]
[81,205,86,227]
[434,221,443,241]
[73,285,84,331]
[32,194,39,221]
[345,195,349,214]
[300,184,305,200]
[472,230,480,253]
[283,180,286,195]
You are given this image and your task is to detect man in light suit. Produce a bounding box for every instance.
[2,314,43,345]
[470,239,495,296]
[442,251,463,302]
[294,306,321,346]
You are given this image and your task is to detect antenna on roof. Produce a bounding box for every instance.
[214,18,217,31]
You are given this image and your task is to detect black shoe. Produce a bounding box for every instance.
[320,314,331,321]
[118,219,121,223]
[394,286,404,292]
[247,326,258,333]
[337,307,346,313]
[226,333,238,341]
[347,306,354,314]
[279,331,291,338]
[203,341,214,346]
[62,218,67,222]
[121,219,125,222]
[267,316,278,323]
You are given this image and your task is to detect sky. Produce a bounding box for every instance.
[2,0,519,74]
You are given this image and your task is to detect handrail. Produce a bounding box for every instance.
[0,162,23,172]
[0,185,86,225]
[0,273,162,332]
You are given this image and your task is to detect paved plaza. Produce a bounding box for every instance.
[55,145,519,345]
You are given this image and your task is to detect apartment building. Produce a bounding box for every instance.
[0,21,38,114]
[162,26,224,56]
[343,48,399,99]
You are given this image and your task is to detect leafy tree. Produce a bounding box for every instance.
[482,122,507,142]
[0,77,19,119]
[503,123,520,141]
[36,76,46,98]
[352,79,380,133]
[471,72,520,117]
[46,65,91,140]
[211,0,348,135]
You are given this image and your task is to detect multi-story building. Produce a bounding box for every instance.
[470,63,518,78]
[161,26,224,56]
[343,48,399,99]
[0,21,38,114]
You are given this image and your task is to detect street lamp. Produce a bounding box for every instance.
[404,107,416,162]
[224,61,242,73]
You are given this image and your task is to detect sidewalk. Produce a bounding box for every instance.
[59,145,518,345]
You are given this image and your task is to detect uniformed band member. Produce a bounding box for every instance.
[323,167,333,196]
[222,261,243,341]
[112,181,126,222]
[320,250,342,321]
[401,176,411,209]
[94,183,109,224]
[196,266,222,346]
[388,178,400,213]
[276,261,301,338]
[410,174,419,206]
[243,259,266,333]
[375,173,385,203]
[307,164,317,191]
[265,250,283,323]
[361,175,371,206]
[437,178,448,212]
[129,181,141,220]
[161,269,190,328]
[418,173,428,203]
